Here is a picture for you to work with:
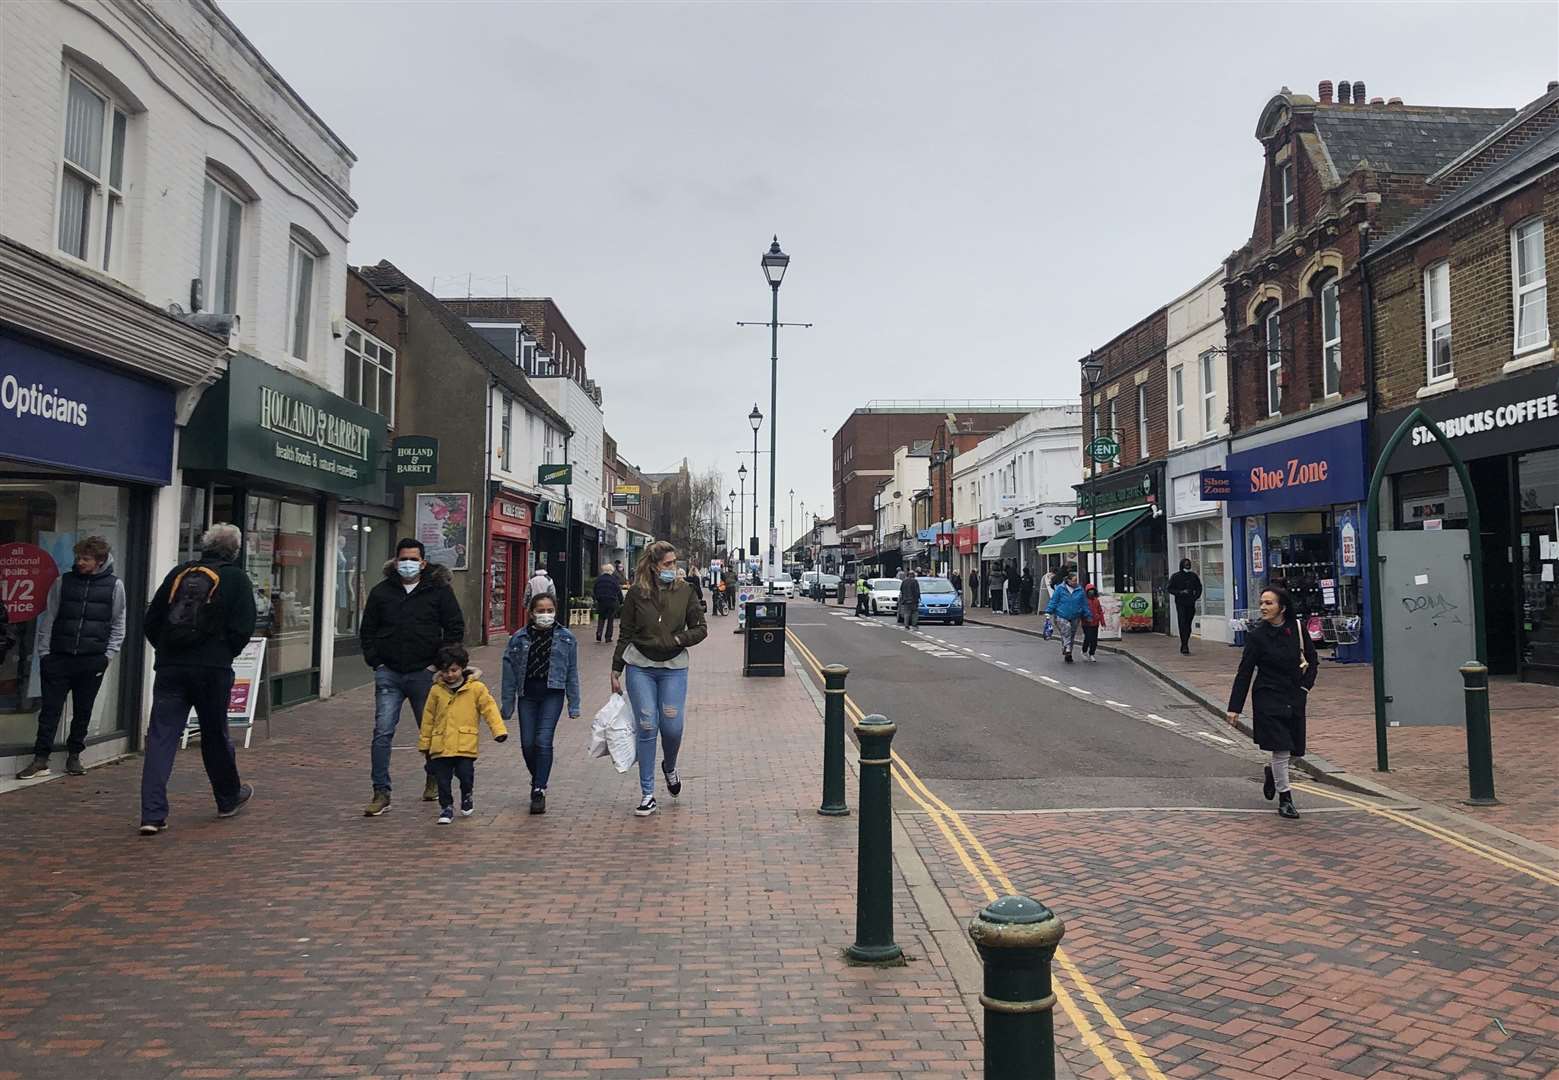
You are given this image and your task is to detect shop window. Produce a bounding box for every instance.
[1175,518,1225,618]
[1511,218,1548,354]
[1319,277,1342,396]
[1424,262,1453,382]
[335,512,390,641]
[58,71,130,273]
[1171,366,1185,444]
[245,494,318,687]
[285,235,318,362]
[0,479,132,751]
[1263,308,1283,416]
[343,325,395,422]
[1394,466,1467,530]
[200,175,245,315]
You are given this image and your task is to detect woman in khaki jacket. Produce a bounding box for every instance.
[611,541,708,816]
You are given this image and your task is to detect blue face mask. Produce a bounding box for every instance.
[396,559,422,580]
[658,569,676,584]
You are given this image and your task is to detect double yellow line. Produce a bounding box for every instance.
[788,630,1168,1080]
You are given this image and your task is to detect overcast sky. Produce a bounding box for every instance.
[224,0,1556,543]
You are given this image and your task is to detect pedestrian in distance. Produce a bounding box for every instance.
[1227,586,1317,820]
[17,536,126,779]
[524,566,556,607]
[593,564,623,642]
[1007,561,1022,614]
[1045,566,1088,663]
[900,571,921,629]
[419,643,508,824]
[855,575,871,616]
[682,565,705,611]
[612,540,708,817]
[359,537,465,817]
[137,523,257,835]
[1019,566,1035,616]
[1168,558,1204,655]
[1080,584,1104,662]
[613,561,628,586]
[949,568,963,599]
[969,569,980,608]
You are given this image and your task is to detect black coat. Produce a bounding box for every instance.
[143,554,258,669]
[593,574,624,609]
[1168,569,1203,607]
[1227,619,1318,755]
[359,562,465,672]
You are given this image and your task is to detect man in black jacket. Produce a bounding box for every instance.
[139,523,258,835]
[359,538,464,816]
[593,565,623,641]
[1167,558,1204,655]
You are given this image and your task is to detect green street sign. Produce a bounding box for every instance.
[1087,436,1119,462]
[538,463,573,485]
[389,436,439,485]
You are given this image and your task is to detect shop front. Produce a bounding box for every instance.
[979,516,1017,608]
[1044,463,1167,632]
[485,489,536,639]
[1374,368,1559,680]
[532,496,569,591]
[0,328,174,770]
[1013,503,1077,578]
[953,525,978,600]
[1227,420,1369,660]
[1166,443,1231,644]
[179,353,390,708]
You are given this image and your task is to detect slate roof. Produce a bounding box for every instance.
[356,261,570,434]
[1312,104,1514,177]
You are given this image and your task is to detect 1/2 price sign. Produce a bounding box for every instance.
[0,543,60,621]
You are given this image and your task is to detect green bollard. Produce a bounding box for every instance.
[968,895,1066,1080]
[1460,661,1498,805]
[820,665,851,817]
[846,713,902,964]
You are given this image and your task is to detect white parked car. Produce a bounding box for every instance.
[866,577,901,615]
[764,578,795,598]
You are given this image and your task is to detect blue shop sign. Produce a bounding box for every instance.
[1226,421,1367,517]
[0,330,176,485]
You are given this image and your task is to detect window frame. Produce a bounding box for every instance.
[1137,383,1149,459]
[1280,163,1295,232]
[1107,399,1118,467]
[1171,365,1185,444]
[200,174,246,316]
[1319,276,1342,398]
[1511,218,1549,355]
[1263,309,1282,417]
[284,237,318,362]
[57,68,130,273]
[499,392,513,471]
[1424,261,1453,384]
[1200,350,1217,434]
[342,322,397,424]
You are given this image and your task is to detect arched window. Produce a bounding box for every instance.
[1315,271,1342,397]
[1259,302,1282,417]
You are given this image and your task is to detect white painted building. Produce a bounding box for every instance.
[871,444,929,573]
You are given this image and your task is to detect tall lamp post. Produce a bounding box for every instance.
[931,449,953,576]
[737,465,747,570]
[1080,351,1104,588]
[727,491,736,562]
[749,404,763,563]
[789,488,796,556]
[761,239,789,583]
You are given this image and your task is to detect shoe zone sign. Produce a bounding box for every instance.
[0,330,176,485]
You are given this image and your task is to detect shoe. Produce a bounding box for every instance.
[422,776,438,802]
[1086,654,1097,663]
[530,789,546,815]
[1063,651,1073,663]
[16,757,50,780]
[1277,792,1300,819]
[363,790,392,816]
[65,754,85,776]
[634,795,658,817]
[437,806,454,825]
[138,821,167,836]
[460,794,474,817]
[217,782,254,818]
[1262,766,1276,801]
[663,762,682,798]
[1181,645,1190,655]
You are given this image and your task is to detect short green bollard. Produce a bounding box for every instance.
[968,895,1066,1080]
[846,713,902,964]
[820,664,851,817]
[1460,661,1498,805]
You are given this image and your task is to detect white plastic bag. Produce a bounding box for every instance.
[589,693,637,773]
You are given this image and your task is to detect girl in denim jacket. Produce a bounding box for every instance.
[501,594,582,815]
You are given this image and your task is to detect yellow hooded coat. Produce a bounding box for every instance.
[418,669,508,758]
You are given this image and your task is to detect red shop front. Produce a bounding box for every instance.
[486,492,535,639]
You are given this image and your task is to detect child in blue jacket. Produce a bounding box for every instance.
[501,594,582,815]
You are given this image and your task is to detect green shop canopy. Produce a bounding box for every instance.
[1035,507,1150,555]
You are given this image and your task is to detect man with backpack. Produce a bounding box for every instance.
[138,523,258,835]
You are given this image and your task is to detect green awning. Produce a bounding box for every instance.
[1034,507,1150,554]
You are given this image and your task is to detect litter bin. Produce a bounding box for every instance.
[744,599,787,677]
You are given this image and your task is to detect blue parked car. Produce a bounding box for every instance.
[912,576,964,625]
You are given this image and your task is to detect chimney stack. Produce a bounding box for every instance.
[1387,96,1404,107]
[1370,96,1385,105]
[1353,80,1366,104]
[1549,80,1558,93]
[1337,80,1352,104]
[1318,80,1334,103]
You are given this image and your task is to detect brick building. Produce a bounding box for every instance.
[1367,85,1559,680]
[1220,80,1513,658]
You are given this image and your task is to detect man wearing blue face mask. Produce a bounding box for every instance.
[358,538,465,816]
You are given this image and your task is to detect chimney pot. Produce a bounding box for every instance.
[1337,80,1352,104]
[1388,96,1404,107]
[1318,80,1334,103]
[1370,96,1384,105]
[1353,80,1366,103]
[1549,80,1558,93]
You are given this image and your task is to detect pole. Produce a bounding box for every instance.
[738,475,745,571]
[752,425,760,560]
[1460,662,1498,804]
[846,713,902,964]
[819,665,850,816]
[969,896,1065,1079]
[768,282,779,584]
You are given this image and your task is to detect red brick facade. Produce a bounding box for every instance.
[1078,308,1168,474]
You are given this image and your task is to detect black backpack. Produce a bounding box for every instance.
[162,562,222,649]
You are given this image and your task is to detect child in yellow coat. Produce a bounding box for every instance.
[419,644,508,823]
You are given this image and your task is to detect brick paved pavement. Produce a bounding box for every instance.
[965,610,1559,848]
[0,627,983,1080]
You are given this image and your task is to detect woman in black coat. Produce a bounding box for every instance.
[1226,586,1317,819]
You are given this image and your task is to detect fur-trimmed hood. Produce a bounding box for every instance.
[380,559,453,588]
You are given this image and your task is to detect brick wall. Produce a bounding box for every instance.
[441,298,588,382]
[1078,308,1169,471]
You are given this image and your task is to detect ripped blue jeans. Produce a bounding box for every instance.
[622,664,688,797]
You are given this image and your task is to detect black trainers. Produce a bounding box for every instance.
[138,821,167,836]
[1262,766,1276,801]
[437,806,454,825]
[16,757,49,780]
[1277,792,1300,819]
[634,795,658,817]
[65,754,86,776]
[530,789,546,815]
[662,762,682,798]
[460,794,474,817]
[217,782,254,818]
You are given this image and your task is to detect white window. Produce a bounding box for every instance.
[1108,400,1118,465]
[1512,219,1548,353]
[1280,164,1295,231]
[521,337,536,373]
[285,238,316,361]
[1320,278,1342,397]
[1137,384,1149,459]
[58,72,129,272]
[1264,309,1282,416]
[1200,350,1217,433]
[200,177,244,315]
[499,393,513,471]
[1171,366,1185,444]
[1424,262,1452,382]
[343,325,395,422]
[543,424,561,464]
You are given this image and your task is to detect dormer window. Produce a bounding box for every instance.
[1280,163,1296,232]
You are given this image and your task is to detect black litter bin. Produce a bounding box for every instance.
[743,599,787,677]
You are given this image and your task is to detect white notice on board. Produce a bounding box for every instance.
[1545,565,1555,583]
[1413,573,1429,586]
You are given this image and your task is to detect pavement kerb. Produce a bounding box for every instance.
[788,643,1080,1080]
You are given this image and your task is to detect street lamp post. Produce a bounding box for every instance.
[1080,351,1105,588]
[738,464,747,572]
[761,238,789,584]
[727,493,735,563]
[749,404,763,564]
[789,488,796,558]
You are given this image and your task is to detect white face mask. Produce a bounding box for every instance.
[396,559,422,579]
[531,612,556,629]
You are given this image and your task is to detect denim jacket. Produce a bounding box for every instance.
[500,625,583,719]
